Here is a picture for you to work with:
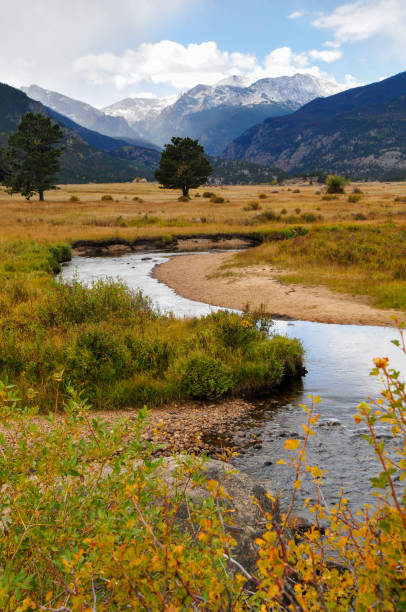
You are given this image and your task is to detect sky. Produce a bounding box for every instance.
[1,0,405,107]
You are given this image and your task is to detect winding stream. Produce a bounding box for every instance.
[62,251,405,513]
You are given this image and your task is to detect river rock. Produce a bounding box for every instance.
[158,456,278,573]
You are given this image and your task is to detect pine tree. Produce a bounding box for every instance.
[155,137,213,197]
[5,113,64,201]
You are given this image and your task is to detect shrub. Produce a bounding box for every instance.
[202,191,215,198]
[258,193,268,199]
[69,195,80,202]
[180,353,233,399]
[300,212,320,222]
[295,208,301,214]
[348,193,362,203]
[194,192,201,197]
[210,196,225,203]
[255,209,280,223]
[115,215,127,226]
[211,311,259,349]
[154,233,175,248]
[293,188,300,193]
[280,208,287,214]
[132,196,144,202]
[244,200,261,211]
[178,195,191,201]
[326,174,349,193]
[353,212,367,220]
[322,194,339,201]
[101,194,114,201]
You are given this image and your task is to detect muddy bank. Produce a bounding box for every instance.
[71,234,259,257]
[154,251,402,326]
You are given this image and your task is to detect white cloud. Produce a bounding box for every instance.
[288,11,304,19]
[323,41,341,49]
[313,0,406,44]
[308,49,343,63]
[74,41,258,90]
[74,41,349,94]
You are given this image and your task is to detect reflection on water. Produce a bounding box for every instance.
[62,251,405,512]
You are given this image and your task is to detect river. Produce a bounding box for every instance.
[62,251,405,513]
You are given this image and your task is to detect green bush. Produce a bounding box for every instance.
[210,196,225,203]
[180,353,233,399]
[211,311,258,349]
[326,174,349,194]
[69,195,80,202]
[178,195,191,201]
[202,191,215,198]
[348,193,362,203]
[101,194,114,201]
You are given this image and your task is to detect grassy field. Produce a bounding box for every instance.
[1,179,406,312]
[1,180,406,243]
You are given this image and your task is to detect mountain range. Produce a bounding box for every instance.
[24,74,340,156]
[3,70,406,184]
[103,74,341,155]
[224,71,406,180]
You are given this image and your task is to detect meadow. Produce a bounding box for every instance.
[1,179,406,243]
[1,179,405,311]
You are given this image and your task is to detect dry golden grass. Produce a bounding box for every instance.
[1,180,406,243]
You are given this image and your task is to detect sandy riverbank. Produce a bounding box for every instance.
[154,251,402,326]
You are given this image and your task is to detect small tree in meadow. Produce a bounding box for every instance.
[326,174,349,194]
[155,137,213,197]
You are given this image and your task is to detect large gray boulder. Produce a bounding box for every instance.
[157,456,278,574]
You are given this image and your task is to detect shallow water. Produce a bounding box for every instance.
[62,252,405,513]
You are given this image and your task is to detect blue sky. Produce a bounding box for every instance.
[1,0,405,106]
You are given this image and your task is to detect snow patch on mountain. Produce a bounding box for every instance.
[103,95,178,126]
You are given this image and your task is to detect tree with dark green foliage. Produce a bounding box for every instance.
[326,174,350,194]
[155,137,213,197]
[5,113,64,201]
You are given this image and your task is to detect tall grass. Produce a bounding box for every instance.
[0,241,303,410]
[227,223,406,311]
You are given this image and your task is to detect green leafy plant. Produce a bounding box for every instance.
[326,174,349,194]
[180,353,233,399]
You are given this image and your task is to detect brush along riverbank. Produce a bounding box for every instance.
[0,241,303,411]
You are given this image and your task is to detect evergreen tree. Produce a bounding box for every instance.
[155,137,213,197]
[5,113,64,201]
